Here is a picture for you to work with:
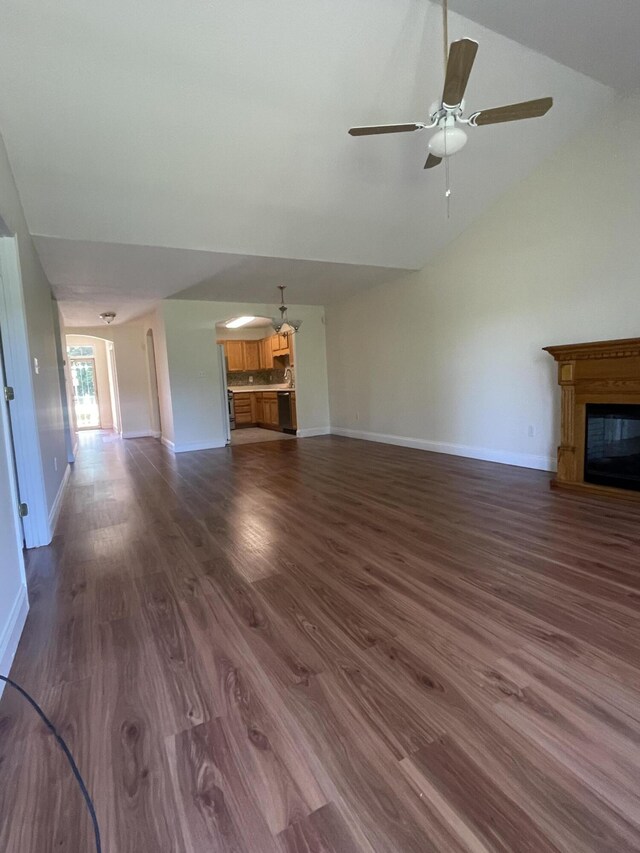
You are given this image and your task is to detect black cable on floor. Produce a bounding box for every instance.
[0,674,102,853]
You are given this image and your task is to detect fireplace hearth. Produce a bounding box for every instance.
[544,338,640,498]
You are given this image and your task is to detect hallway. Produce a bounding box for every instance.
[2,432,640,851]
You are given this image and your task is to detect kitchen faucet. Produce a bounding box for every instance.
[284,367,294,388]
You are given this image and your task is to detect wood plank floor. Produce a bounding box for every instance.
[2,430,640,852]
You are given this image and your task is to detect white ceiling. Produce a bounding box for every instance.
[36,236,411,325]
[0,0,615,324]
[448,0,640,92]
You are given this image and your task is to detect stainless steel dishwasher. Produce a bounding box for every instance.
[277,391,295,434]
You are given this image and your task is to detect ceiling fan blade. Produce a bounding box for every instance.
[472,97,553,126]
[442,38,478,107]
[348,123,424,136]
[424,154,442,170]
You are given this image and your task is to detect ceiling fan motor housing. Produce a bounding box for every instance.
[428,115,468,159]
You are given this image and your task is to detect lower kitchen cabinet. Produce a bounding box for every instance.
[254,392,263,423]
[261,392,279,427]
[233,394,253,426]
[231,390,296,432]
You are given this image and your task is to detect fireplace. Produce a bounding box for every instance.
[585,404,640,492]
[544,337,640,498]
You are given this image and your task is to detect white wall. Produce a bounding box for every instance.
[65,323,153,438]
[161,299,330,451]
[327,95,640,471]
[66,334,114,429]
[0,134,67,515]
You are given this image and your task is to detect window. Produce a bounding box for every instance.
[67,345,95,357]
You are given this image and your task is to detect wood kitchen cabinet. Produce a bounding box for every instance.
[272,333,290,357]
[259,339,273,370]
[223,340,261,372]
[224,340,245,372]
[232,390,296,432]
[243,341,261,371]
[254,392,263,422]
[260,392,279,427]
[233,393,253,426]
[223,335,293,371]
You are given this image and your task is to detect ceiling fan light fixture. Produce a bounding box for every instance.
[428,126,468,159]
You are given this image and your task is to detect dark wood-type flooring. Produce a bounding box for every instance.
[2,431,640,852]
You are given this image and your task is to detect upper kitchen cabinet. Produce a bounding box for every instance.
[243,341,261,371]
[221,334,293,371]
[259,338,273,370]
[272,333,289,356]
[222,340,261,371]
[225,340,245,371]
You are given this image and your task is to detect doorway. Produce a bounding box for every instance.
[215,316,299,447]
[70,357,101,429]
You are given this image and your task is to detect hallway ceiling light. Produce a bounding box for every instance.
[225,315,256,328]
[272,285,301,335]
[99,312,116,324]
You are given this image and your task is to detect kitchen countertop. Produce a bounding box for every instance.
[229,385,294,393]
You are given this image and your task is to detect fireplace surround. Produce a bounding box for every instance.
[544,337,640,498]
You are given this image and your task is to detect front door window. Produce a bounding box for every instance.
[70,357,101,429]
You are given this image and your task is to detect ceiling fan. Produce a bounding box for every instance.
[348,1,553,172]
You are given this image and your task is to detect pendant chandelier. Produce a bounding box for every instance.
[272,285,302,335]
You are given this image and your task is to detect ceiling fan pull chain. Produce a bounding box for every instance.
[445,157,451,219]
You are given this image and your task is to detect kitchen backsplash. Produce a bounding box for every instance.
[227,369,286,387]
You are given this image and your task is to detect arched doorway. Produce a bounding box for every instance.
[65,334,120,433]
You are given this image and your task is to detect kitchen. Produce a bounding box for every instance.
[217,316,297,445]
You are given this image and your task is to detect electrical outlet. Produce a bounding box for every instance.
[527,424,535,438]
[249,375,254,383]
[54,456,58,472]
[33,357,39,375]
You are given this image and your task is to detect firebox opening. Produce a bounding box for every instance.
[584,404,640,492]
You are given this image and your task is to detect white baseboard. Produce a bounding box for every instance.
[121,429,161,439]
[0,584,29,695]
[161,436,175,451]
[296,426,332,438]
[331,427,556,472]
[48,462,71,537]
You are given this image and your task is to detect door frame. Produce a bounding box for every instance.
[0,234,50,548]
[217,343,231,444]
[145,329,162,437]
[106,340,121,433]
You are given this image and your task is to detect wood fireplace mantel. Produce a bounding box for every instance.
[543,337,640,498]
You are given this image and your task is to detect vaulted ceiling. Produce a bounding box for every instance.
[0,0,622,323]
